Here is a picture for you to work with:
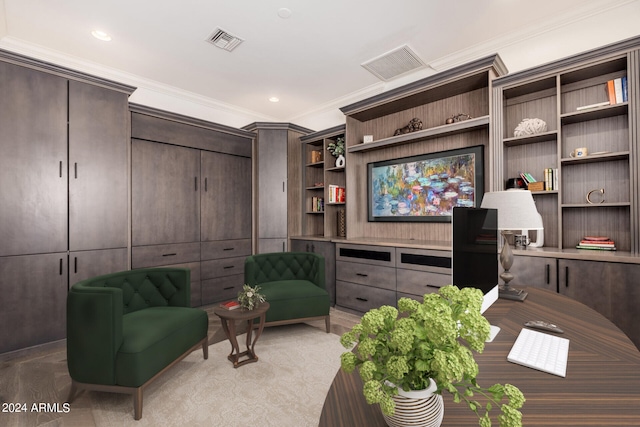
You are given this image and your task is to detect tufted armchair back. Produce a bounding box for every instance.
[245,252,325,289]
[74,268,190,314]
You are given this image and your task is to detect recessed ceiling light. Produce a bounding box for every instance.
[269,97,280,103]
[277,8,292,19]
[91,30,112,42]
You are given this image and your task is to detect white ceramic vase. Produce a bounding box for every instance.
[382,379,444,427]
[335,154,345,167]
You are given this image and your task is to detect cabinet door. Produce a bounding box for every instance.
[558,259,610,319]
[0,253,68,353]
[0,62,68,257]
[69,248,128,284]
[509,255,557,291]
[201,151,251,241]
[258,129,288,239]
[69,81,129,251]
[132,139,200,245]
[258,238,287,253]
[608,263,640,350]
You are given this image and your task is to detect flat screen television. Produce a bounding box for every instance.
[451,206,499,315]
[367,145,484,222]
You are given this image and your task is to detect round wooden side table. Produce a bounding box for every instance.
[213,302,270,368]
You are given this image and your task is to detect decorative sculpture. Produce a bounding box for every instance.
[514,118,547,137]
[394,118,423,136]
[445,113,472,124]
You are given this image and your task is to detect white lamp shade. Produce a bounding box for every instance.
[480,189,544,247]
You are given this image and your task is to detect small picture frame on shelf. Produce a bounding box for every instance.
[363,135,373,144]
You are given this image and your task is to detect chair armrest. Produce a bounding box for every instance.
[67,283,123,385]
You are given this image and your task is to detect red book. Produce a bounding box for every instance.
[220,300,240,310]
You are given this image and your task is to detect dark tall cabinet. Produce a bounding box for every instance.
[130,105,254,308]
[0,51,134,354]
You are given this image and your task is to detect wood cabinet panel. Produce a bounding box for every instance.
[558,259,610,319]
[509,255,557,291]
[201,239,252,260]
[201,256,246,280]
[68,81,129,251]
[201,151,251,241]
[608,263,640,350]
[131,242,200,268]
[0,61,68,257]
[257,129,288,240]
[69,248,128,285]
[336,280,396,313]
[132,139,201,245]
[336,261,395,291]
[396,269,450,296]
[201,274,244,306]
[0,253,68,353]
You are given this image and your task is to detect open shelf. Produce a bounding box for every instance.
[348,116,489,153]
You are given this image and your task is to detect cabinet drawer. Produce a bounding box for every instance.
[201,239,251,260]
[336,280,396,313]
[201,256,246,280]
[336,243,395,267]
[396,248,451,274]
[201,274,244,305]
[132,242,200,268]
[336,261,396,290]
[396,269,450,297]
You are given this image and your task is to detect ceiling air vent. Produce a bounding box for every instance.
[361,45,426,81]
[206,28,244,52]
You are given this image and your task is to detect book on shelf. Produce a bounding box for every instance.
[543,168,558,191]
[576,236,616,251]
[328,185,346,203]
[576,101,610,111]
[311,196,324,212]
[605,77,628,105]
[220,300,240,310]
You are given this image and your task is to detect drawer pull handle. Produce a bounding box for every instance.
[356,273,368,277]
[223,286,234,290]
[162,253,177,257]
[223,247,234,251]
[223,266,234,269]
[356,297,368,302]
[425,284,438,288]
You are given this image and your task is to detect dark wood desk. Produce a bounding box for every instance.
[319,288,640,426]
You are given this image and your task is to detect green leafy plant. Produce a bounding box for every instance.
[237,284,266,310]
[327,137,345,158]
[340,285,524,427]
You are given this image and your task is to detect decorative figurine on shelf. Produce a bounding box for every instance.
[393,118,423,136]
[513,118,547,137]
[445,113,473,124]
[237,284,266,310]
[327,137,346,167]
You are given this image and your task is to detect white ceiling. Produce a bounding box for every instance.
[1,0,639,129]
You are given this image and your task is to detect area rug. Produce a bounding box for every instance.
[91,324,346,426]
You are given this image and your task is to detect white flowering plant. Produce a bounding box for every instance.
[237,284,266,310]
[340,285,524,427]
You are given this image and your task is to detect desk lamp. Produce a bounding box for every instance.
[480,190,544,301]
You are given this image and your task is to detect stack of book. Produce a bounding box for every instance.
[576,236,616,251]
[311,196,324,212]
[328,185,346,203]
[606,77,628,105]
[219,300,240,310]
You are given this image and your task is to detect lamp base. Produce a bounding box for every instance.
[499,285,528,301]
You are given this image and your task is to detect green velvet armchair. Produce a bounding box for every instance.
[244,252,330,332]
[66,267,209,420]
